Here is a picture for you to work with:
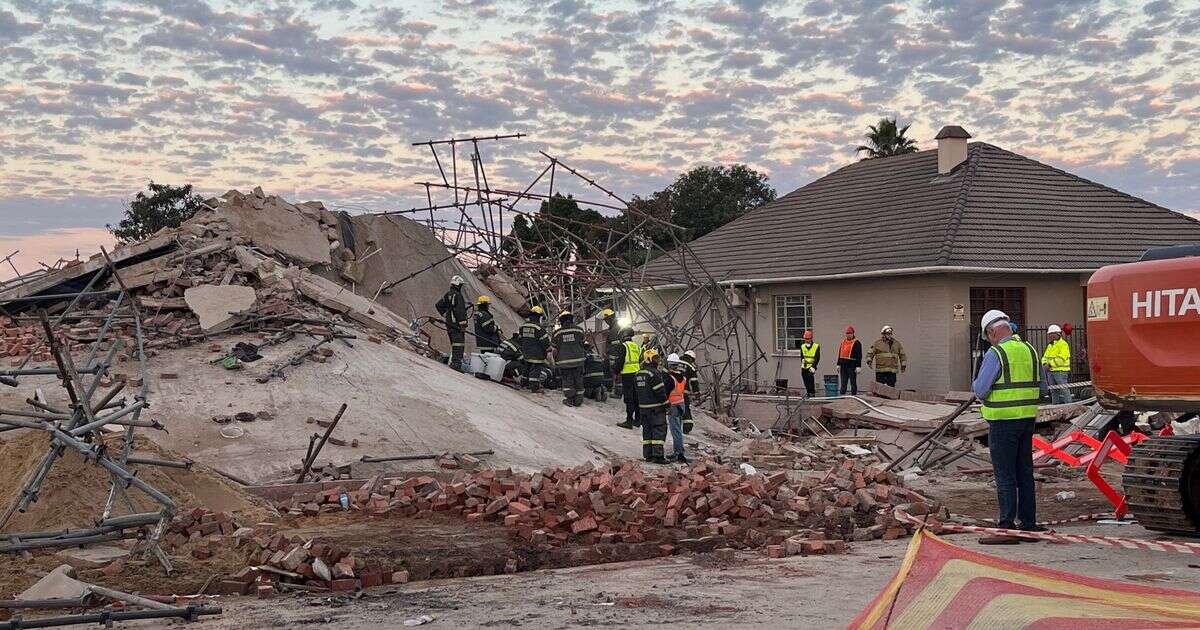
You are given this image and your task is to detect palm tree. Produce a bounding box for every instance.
[855,118,919,159]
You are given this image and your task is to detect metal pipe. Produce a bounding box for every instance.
[0,604,222,629]
[0,367,104,377]
[69,400,152,435]
[126,456,191,470]
[85,585,172,611]
[39,424,176,510]
[883,397,976,472]
[0,531,129,553]
[360,449,494,463]
[296,403,347,483]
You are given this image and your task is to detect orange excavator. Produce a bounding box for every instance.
[1087,245,1200,534]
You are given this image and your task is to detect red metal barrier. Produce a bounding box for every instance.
[1032,429,1147,516]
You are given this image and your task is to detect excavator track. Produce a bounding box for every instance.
[1122,435,1200,536]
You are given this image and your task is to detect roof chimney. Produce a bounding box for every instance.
[934,125,971,174]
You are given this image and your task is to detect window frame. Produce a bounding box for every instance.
[773,294,813,355]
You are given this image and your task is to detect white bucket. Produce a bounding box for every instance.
[468,352,486,375]
[482,352,506,381]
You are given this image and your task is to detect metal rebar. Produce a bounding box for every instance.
[126,456,191,470]
[360,449,494,463]
[0,604,222,629]
[296,403,348,483]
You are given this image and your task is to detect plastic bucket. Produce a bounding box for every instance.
[468,352,486,375]
[823,375,839,397]
[483,353,506,381]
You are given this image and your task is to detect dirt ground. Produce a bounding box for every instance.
[158,517,1200,630]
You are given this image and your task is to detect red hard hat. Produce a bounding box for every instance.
[1062,323,1073,335]
[845,325,855,334]
[803,330,813,340]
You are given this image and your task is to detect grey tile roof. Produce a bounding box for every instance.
[640,143,1200,285]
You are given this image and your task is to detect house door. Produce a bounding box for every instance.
[968,287,1027,377]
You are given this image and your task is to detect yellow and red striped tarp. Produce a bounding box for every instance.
[851,529,1200,629]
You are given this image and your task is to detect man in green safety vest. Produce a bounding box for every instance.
[972,309,1047,544]
[799,330,820,398]
[614,329,642,430]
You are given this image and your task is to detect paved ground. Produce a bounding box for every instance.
[170,521,1200,629]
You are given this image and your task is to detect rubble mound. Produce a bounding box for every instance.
[0,432,273,534]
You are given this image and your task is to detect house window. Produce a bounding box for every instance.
[969,287,1026,330]
[774,295,812,352]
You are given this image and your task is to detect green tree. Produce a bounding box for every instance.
[855,117,919,159]
[662,164,776,242]
[107,182,203,243]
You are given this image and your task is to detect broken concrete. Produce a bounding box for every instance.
[184,284,258,333]
[294,270,408,333]
[209,189,331,266]
[17,564,90,601]
[55,545,131,570]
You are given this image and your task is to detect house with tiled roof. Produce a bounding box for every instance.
[636,126,1200,393]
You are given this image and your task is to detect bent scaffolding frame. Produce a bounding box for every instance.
[0,247,176,573]
[380,133,769,413]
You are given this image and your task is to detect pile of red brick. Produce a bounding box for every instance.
[0,315,66,364]
[279,457,935,552]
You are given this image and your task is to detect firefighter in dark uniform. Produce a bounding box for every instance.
[551,311,588,407]
[583,351,607,401]
[601,308,621,397]
[614,328,642,429]
[518,306,550,392]
[473,295,501,354]
[635,349,669,464]
[435,275,468,371]
[498,332,524,383]
[679,350,701,434]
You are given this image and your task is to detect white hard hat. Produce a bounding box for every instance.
[449,275,464,286]
[981,309,1009,331]
[1047,324,1062,335]
[666,353,681,364]
[881,325,893,334]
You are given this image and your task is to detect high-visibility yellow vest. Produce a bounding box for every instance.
[621,341,642,374]
[1042,338,1071,372]
[800,342,819,369]
[982,338,1042,421]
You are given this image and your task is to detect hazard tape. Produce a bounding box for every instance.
[894,507,1200,555]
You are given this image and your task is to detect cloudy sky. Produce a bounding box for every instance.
[1,0,1198,274]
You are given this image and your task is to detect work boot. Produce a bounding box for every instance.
[977,535,1021,545]
[616,421,634,429]
[573,395,584,407]
[650,456,669,465]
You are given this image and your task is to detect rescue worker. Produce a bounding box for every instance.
[551,311,588,407]
[583,350,607,401]
[837,325,863,395]
[473,295,501,354]
[866,325,907,387]
[635,349,669,464]
[678,350,701,434]
[434,275,469,371]
[614,328,642,429]
[973,309,1046,543]
[601,308,621,397]
[498,331,524,383]
[799,331,820,397]
[518,306,550,392]
[1042,324,1073,404]
[665,353,689,463]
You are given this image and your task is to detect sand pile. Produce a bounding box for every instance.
[0,431,274,533]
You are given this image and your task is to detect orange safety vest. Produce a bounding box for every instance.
[839,339,855,360]
[667,372,686,405]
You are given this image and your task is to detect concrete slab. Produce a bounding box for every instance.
[184,284,258,333]
[213,190,331,266]
[295,270,408,333]
[17,564,89,601]
[55,545,130,570]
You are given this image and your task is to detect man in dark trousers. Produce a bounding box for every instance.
[678,350,701,434]
[551,310,588,407]
[601,308,622,397]
[518,306,550,392]
[635,349,669,464]
[837,325,863,395]
[973,309,1046,544]
[799,330,820,397]
[473,295,501,354]
[435,275,469,371]
[614,328,642,429]
[583,351,607,401]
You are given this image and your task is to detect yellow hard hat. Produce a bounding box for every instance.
[530,305,544,315]
[476,295,490,305]
[643,348,660,362]
[601,308,615,317]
